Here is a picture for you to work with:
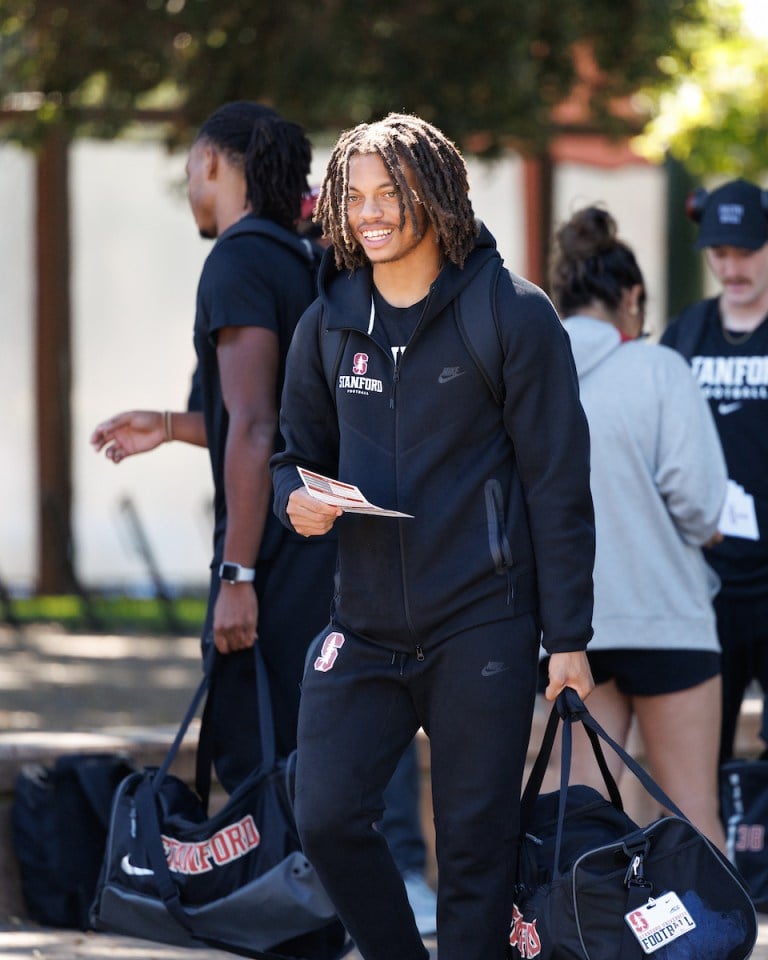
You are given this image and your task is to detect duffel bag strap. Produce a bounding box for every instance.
[135,776,194,930]
[550,713,651,882]
[557,687,690,822]
[196,645,277,808]
[520,693,623,830]
[552,709,574,877]
[151,668,210,791]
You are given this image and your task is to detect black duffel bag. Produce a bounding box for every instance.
[720,755,768,912]
[510,688,757,960]
[91,648,346,960]
[13,752,136,929]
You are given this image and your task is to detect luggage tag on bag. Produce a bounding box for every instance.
[625,891,696,954]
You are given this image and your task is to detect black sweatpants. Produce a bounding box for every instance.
[201,535,337,793]
[294,615,539,960]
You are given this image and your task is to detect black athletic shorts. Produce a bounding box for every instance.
[539,649,721,697]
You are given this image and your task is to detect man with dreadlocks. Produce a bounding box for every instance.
[91,102,337,793]
[270,113,596,960]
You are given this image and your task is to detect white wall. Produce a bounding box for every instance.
[0,136,666,592]
[72,140,214,591]
[554,161,668,338]
[0,145,36,588]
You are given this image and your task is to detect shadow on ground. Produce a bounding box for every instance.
[0,625,203,733]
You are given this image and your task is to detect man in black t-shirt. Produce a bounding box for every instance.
[93,104,440,936]
[663,178,768,761]
[91,102,337,788]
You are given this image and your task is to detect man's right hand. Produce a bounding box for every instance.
[213,584,258,654]
[90,410,166,463]
[287,487,342,536]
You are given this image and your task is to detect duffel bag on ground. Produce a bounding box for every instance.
[13,751,136,929]
[721,756,768,912]
[91,648,346,960]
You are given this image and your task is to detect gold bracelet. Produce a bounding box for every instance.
[164,410,174,443]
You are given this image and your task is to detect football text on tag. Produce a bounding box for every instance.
[625,891,696,954]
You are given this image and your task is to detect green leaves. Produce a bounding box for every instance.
[1,0,758,174]
[635,1,768,178]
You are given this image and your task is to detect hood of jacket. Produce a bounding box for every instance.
[317,220,500,329]
[563,315,623,378]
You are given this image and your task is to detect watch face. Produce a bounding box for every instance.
[219,562,254,583]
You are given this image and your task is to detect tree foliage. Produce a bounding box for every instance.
[634,0,768,179]
[1,0,708,152]
[0,0,178,142]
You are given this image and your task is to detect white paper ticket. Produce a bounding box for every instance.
[297,467,414,518]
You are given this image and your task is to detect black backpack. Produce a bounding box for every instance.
[12,752,136,929]
[222,217,324,292]
[661,298,712,360]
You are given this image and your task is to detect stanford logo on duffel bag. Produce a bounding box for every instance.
[510,904,542,958]
[162,813,260,875]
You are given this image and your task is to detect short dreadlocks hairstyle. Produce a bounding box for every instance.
[316,113,478,270]
[195,101,311,231]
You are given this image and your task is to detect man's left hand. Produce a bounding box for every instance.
[544,650,594,702]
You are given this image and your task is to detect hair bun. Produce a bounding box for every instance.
[557,206,618,262]
[550,205,644,317]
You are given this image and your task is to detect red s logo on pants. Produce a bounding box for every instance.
[314,632,346,672]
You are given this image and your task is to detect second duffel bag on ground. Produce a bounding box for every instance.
[13,752,136,930]
[90,648,346,960]
[510,687,757,960]
[721,755,768,912]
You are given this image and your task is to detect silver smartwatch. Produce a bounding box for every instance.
[218,562,256,584]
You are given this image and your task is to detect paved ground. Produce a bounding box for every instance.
[0,623,431,959]
[0,623,205,733]
[0,622,765,958]
[0,915,761,959]
[0,922,437,960]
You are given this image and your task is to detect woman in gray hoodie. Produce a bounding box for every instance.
[547,205,728,848]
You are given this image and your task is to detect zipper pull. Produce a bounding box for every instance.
[625,853,651,888]
[390,348,402,409]
[415,644,425,661]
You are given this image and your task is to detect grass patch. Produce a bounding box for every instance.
[3,593,207,634]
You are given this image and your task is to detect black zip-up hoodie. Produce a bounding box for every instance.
[271,225,594,655]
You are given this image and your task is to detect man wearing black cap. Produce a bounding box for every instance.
[663,178,768,762]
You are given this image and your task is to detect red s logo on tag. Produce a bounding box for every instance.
[314,632,346,672]
[627,910,648,932]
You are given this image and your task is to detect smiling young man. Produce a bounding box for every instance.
[663,178,768,763]
[270,113,595,960]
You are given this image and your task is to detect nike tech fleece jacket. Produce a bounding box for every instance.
[271,224,595,657]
